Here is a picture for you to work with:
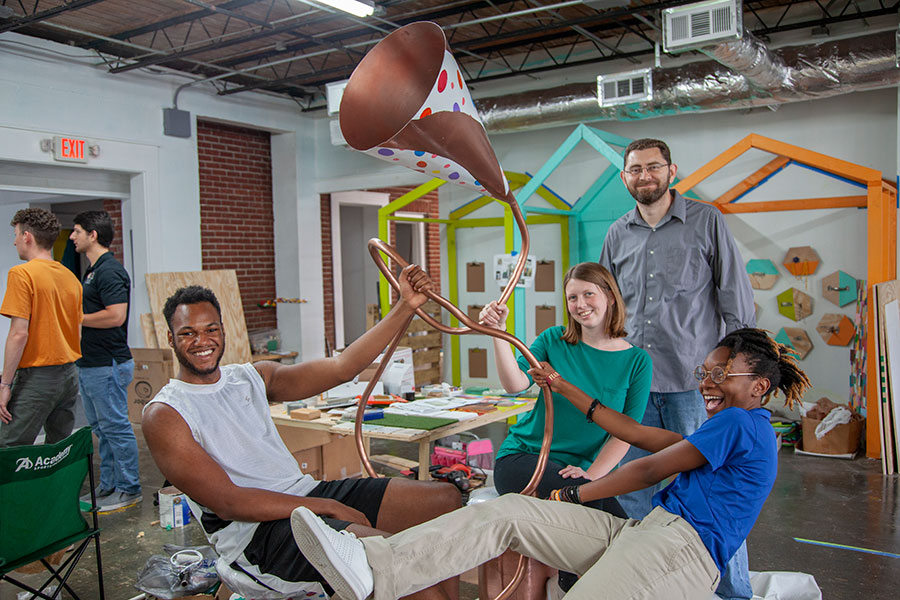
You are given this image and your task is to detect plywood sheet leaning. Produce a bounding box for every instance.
[140,313,158,348]
[881,298,900,472]
[145,270,252,366]
[873,280,900,473]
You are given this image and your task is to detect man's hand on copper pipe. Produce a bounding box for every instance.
[398,264,433,310]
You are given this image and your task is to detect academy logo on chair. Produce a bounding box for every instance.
[15,444,72,472]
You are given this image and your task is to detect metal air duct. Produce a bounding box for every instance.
[477,30,898,133]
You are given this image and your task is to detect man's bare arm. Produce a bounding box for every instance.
[0,317,29,423]
[142,402,370,525]
[82,303,127,328]
[259,264,433,403]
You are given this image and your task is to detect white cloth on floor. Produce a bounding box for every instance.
[709,570,822,600]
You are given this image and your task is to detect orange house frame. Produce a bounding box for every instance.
[673,133,897,459]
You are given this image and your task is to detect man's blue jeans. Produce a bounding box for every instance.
[79,359,141,495]
[616,390,753,600]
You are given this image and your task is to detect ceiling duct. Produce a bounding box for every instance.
[477,30,899,133]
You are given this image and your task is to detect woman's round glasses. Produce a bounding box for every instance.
[693,365,756,384]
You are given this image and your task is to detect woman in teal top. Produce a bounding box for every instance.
[480,262,652,519]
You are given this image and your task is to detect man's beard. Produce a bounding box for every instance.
[630,181,669,206]
[174,340,225,377]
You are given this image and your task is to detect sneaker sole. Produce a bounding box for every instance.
[290,508,368,600]
[98,498,142,512]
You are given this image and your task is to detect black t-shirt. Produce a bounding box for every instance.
[78,252,132,367]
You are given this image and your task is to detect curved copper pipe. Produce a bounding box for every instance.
[354,194,552,599]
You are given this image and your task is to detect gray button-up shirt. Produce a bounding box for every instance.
[599,191,756,393]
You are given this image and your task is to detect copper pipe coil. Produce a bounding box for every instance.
[353,201,552,600]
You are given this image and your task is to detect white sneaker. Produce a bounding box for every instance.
[290,506,374,600]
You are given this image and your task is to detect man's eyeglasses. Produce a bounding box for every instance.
[624,163,669,176]
[693,365,756,385]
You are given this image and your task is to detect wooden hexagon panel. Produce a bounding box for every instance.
[777,287,813,321]
[783,246,820,276]
[821,270,857,307]
[746,259,779,290]
[816,313,856,346]
[775,327,813,360]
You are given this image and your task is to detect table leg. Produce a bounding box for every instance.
[418,441,431,481]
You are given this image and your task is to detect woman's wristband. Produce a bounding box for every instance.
[0,381,10,388]
[549,485,582,504]
[585,398,604,423]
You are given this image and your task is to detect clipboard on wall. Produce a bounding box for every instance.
[534,260,555,292]
[467,262,485,292]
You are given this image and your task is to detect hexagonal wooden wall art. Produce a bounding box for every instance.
[783,246,820,276]
[746,259,779,290]
[775,327,813,360]
[821,270,857,307]
[777,287,813,321]
[816,313,856,346]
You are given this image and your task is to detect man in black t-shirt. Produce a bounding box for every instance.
[70,210,141,511]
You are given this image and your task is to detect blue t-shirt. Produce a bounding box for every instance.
[654,407,777,574]
[496,326,652,470]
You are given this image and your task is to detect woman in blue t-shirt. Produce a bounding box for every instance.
[479,262,652,517]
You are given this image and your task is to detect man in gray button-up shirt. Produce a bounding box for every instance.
[599,138,755,600]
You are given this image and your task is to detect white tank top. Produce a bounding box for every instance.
[147,363,317,561]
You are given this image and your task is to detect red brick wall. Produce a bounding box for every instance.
[320,194,335,353]
[197,120,276,332]
[102,199,124,260]
[320,186,441,350]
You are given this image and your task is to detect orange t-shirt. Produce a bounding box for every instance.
[1,259,82,368]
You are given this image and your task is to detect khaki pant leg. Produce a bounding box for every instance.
[563,507,720,600]
[362,494,630,600]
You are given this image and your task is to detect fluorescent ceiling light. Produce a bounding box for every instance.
[314,0,375,17]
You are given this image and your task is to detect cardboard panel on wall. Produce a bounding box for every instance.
[127,348,175,423]
[145,270,252,365]
[468,348,488,378]
[535,305,556,335]
[466,262,485,292]
[534,260,555,292]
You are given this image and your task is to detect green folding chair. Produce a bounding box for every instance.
[0,427,105,600]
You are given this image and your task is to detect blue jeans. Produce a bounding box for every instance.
[616,391,753,600]
[79,359,141,495]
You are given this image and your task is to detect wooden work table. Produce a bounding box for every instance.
[270,398,535,480]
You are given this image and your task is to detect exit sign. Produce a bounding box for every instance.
[53,136,88,163]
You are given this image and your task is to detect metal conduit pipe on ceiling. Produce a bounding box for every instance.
[477,29,899,133]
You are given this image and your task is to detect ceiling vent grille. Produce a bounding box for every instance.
[597,68,652,107]
[663,0,742,53]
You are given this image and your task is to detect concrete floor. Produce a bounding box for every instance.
[2,423,898,600]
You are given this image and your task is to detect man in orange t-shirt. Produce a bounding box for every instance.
[0,208,83,447]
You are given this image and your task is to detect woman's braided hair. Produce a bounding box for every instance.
[716,328,811,409]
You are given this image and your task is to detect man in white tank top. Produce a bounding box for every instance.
[142,265,461,599]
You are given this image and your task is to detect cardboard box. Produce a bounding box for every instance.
[128,348,175,424]
[277,425,363,480]
[801,416,863,454]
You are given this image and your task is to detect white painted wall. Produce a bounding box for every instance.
[0,33,323,360]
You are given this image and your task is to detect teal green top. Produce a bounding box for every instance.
[497,326,652,471]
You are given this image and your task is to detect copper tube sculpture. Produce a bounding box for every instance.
[339,21,555,600]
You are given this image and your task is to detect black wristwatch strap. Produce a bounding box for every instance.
[586,398,603,422]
